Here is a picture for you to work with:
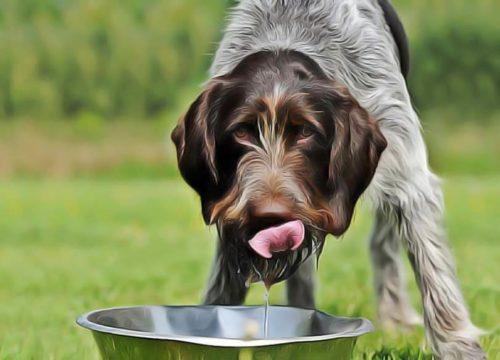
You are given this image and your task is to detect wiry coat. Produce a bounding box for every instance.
[181,1,485,358]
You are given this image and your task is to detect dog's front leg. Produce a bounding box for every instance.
[203,244,248,305]
[369,165,485,359]
[397,173,485,359]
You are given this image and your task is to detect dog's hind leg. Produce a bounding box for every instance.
[370,209,422,329]
[203,246,248,305]
[286,256,316,309]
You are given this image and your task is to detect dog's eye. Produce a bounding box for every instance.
[298,126,314,139]
[234,127,247,138]
[233,125,253,142]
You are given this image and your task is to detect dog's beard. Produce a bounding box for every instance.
[217,222,325,286]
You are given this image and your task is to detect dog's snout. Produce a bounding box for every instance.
[250,198,293,221]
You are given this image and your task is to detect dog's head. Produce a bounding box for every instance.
[172,51,386,285]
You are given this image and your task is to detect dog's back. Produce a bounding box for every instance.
[377,0,409,79]
[211,0,408,84]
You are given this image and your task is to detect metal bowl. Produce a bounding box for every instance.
[77,305,373,360]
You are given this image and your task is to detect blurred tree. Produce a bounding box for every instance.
[0,0,497,120]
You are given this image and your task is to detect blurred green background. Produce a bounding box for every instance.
[0,0,498,359]
[0,0,499,177]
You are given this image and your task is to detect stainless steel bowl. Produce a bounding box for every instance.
[77,305,373,359]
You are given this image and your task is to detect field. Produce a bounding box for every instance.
[0,176,498,359]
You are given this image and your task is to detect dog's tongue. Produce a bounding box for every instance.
[248,220,305,259]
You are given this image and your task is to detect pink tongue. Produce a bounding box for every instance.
[248,220,305,259]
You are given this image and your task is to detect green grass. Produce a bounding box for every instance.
[0,178,498,359]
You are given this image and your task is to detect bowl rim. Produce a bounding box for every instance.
[76,304,374,348]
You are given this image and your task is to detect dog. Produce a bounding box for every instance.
[171,1,485,358]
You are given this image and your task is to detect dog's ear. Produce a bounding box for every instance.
[171,78,232,224]
[318,83,387,235]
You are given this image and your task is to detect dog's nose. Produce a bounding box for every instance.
[251,199,293,220]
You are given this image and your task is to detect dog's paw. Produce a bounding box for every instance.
[434,338,486,360]
[430,324,487,360]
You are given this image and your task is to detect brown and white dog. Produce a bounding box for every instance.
[171,1,485,358]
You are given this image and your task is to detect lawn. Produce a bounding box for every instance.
[0,177,498,359]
